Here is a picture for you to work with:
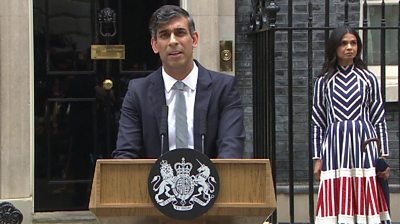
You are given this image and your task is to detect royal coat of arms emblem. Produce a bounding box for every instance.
[148,148,219,220]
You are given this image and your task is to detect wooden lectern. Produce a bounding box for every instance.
[89,159,276,224]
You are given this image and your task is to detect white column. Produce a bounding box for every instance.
[0,0,34,223]
[182,0,235,74]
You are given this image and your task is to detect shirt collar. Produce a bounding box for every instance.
[162,63,198,93]
[337,63,355,74]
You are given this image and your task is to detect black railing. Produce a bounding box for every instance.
[250,0,400,223]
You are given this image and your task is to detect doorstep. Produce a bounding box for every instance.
[33,211,98,224]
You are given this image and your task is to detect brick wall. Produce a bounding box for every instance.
[235,1,254,158]
[235,0,399,185]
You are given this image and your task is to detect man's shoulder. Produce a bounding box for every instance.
[206,70,236,86]
[196,60,234,81]
[199,67,234,84]
[210,70,234,80]
[128,68,161,86]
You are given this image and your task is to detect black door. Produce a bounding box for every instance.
[33,0,179,211]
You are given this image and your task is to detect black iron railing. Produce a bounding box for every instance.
[250,0,400,223]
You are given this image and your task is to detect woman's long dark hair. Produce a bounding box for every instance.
[319,26,367,80]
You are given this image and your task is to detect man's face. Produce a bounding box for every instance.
[151,16,199,78]
[336,33,358,66]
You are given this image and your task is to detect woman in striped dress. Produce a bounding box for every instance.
[311,26,391,223]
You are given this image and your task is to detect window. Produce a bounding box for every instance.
[361,1,399,101]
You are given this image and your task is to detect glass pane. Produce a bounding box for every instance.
[48,0,93,71]
[35,99,96,211]
[120,1,179,71]
[39,100,95,180]
[366,4,399,102]
[367,5,399,65]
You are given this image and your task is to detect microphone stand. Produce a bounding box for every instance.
[201,134,205,155]
[161,134,166,156]
[160,106,168,156]
[200,112,207,155]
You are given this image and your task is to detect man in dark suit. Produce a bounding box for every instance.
[112,5,245,159]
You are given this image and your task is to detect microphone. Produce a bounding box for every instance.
[200,111,207,155]
[159,106,168,156]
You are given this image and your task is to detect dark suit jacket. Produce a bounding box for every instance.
[112,61,245,159]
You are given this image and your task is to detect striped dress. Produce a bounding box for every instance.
[312,64,391,224]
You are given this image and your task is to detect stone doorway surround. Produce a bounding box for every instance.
[0,1,234,224]
[0,0,34,223]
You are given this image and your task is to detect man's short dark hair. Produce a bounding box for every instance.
[149,5,196,38]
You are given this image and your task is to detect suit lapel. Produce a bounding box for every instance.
[148,62,212,153]
[193,62,212,152]
[149,69,168,152]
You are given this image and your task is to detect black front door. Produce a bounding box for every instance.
[33,0,179,211]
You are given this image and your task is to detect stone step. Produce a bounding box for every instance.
[32,211,400,224]
[33,211,98,224]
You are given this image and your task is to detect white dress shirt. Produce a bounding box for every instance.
[162,64,198,151]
